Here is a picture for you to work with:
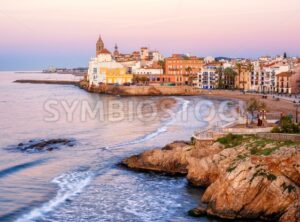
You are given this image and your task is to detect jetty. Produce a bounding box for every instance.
[14,79,79,86]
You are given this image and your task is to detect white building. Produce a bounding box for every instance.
[149,51,164,62]
[87,49,125,86]
[197,65,219,89]
[140,47,149,60]
[250,61,290,93]
[131,61,163,75]
[133,68,163,75]
[204,56,215,64]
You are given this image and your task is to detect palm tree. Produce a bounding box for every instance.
[246,62,254,92]
[236,62,242,89]
[185,66,192,74]
[185,66,193,86]
[224,67,237,89]
[216,66,224,89]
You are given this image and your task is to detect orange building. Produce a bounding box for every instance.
[276,72,293,94]
[148,74,177,86]
[165,54,203,85]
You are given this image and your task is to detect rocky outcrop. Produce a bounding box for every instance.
[8,138,76,152]
[123,141,192,175]
[122,135,300,221]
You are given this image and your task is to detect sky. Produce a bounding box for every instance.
[0,0,299,70]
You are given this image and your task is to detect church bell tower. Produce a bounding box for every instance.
[96,35,104,56]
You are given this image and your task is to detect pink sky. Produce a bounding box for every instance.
[0,0,299,70]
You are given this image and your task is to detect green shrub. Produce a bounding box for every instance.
[217,134,244,148]
[272,116,300,134]
[226,165,237,172]
[190,137,196,145]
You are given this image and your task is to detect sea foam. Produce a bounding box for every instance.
[16,170,92,222]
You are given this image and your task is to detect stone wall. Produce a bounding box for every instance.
[257,133,300,142]
[222,127,273,134]
[81,81,204,96]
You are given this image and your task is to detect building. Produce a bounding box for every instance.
[290,65,300,94]
[141,47,149,60]
[149,51,164,62]
[96,35,104,56]
[234,64,252,91]
[276,72,293,94]
[148,74,176,86]
[204,56,215,64]
[249,61,291,93]
[197,64,219,89]
[88,47,133,86]
[131,61,163,75]
[113,43,120,58]
[132,67,163,75]
[165,54,203,85]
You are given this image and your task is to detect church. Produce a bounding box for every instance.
[87,35,133,87]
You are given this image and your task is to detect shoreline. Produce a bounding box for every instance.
[121,134,300,221]
[14,79,297,115]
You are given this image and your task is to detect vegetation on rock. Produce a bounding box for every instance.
[272,116,300,134]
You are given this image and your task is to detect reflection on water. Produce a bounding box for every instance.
[0,72,224,222]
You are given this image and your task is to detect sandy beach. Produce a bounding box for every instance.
[205,90,298,118]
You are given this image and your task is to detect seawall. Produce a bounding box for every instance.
[14,79,79,85]
[79,81,203,96]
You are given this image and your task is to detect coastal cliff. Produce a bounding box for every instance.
[122,135,300,221]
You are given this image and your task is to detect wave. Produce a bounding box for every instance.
[0,159,48,179]
[15,98,191,221]
[16,170,93,222]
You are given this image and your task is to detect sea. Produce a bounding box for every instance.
[0,72,234,222]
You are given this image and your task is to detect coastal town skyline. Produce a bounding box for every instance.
[1,0,300,70]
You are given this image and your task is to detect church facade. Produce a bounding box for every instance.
[87,35,133,87]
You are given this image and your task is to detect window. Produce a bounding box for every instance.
[93,68,97,74]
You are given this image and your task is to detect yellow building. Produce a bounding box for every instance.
[99,66,133,85]
[88,48,133,86]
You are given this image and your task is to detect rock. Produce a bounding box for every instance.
[280,202,300,222]
[9,138,76,152]
[188,204,207,217]
[122,136,300,221]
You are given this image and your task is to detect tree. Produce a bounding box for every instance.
[235,62,242,89]
[216,66,224,89]
[272,115,300,134]
[185,66,193,86]
[140,76,149,85]
[185,66,192,74]
[224,67,237,89]
[157,60,165,69]
[132,75,149,85]
[245,62,254,91]
[246,98,267,123]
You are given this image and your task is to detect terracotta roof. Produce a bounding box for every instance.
[262,62,276,68]
[99,48,111,54]
[277,71,294,77]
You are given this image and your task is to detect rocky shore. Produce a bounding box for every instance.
[122,134,300,221]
